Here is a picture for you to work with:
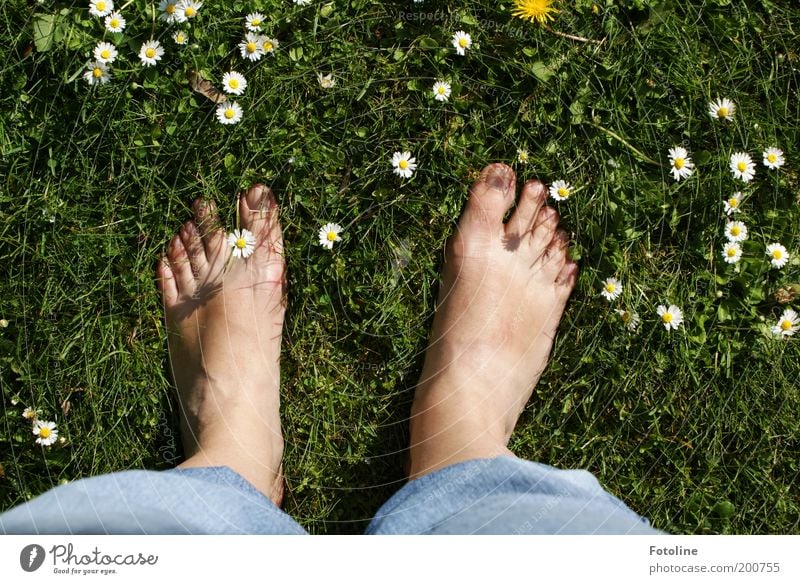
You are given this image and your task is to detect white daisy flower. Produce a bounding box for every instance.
[172,30,189,45]
[730,152,755,182]
[159,0,186,23]
[83,61,111,85]
[318,223,343,250]
[517,149,529,164]
[222,71,247,95]
[657,304,683,331]
[724,220,747,243]
[33,420,58,446]
[723,192,742,215]
[708,97,735,121]
[762,147,785,170]
[216,102,243,125]
[104,12,126,32]
[227,228,256,258]
[549,180,572,201]
[294,0,311,5]
[93,42,117,64]
[600,277,622,301]
[452,30,472,56]
[22,407,40,421]
[766,243,789,269]
[239,33,264,61]
[722,241,742,264]
[772,308,799,337]
[392,151,417,178]
[260,36,278,54]
[176,0,202,20]
[668,146,694,181]
[432,80,451,102]
[245,12,266,31]
[89,0,113,18]
[139,40,164,67]
[317,73,335,88]
[616,309,640,331]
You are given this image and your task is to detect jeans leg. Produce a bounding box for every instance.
[0,467,306,534]
[366,456,662,534]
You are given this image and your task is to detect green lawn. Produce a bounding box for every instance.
[1,0,798,534]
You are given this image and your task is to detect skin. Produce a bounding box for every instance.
[157,163,578,502]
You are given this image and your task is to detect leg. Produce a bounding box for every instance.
[368,164,659,534]
[1,185,302,534]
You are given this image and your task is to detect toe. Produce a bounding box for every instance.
[507,179,547,237]
[530,205,560,254]
[179,220,208,276]
[167,234,195,298]
[541,229,570,277]
[156,256,179,306]
[556,260,579,289]
[240,184,282,254]
[192,198,225,259]
[462,163,517,231]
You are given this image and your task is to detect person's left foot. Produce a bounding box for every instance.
[156,185,286,504]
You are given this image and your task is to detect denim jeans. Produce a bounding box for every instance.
[0,456,660,534]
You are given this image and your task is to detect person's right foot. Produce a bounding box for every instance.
[407,163,579,479]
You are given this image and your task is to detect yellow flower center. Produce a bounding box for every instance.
[229,79,239,89]
[93,67,103,78]
[96,1,106,11]
[246,42,257,53]
[251,18,261,26]
[781,320,792,331]
[145,48,156,58]
[176,34,185,42]
[39,427,51,439]
[263,41,273,51]
[398,160,409,170]
[772,249,783,259]
[225,108,236,119]
[110,18,119,28]
[727,247,737,257]
[662,313,673,323]
[728,198,738,208]
[718,106,728,117]
[767,153,777,163]
[557,187,568,197]
[101,49,110,59]
[185,7,196,17]
[438,86,446,94]
[674,157,685,169]
[326,231,338,242]
[458,37,468,48]
[605,283,616,293]
[730,226,740,236]
[737,161,747,172]
[166,4,175,14]
[235,237,247,249]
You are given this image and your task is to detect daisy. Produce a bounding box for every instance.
[216,102,243,125]
[33,420,58,446]
[722,241,742,264]
[93,41,117,64]
[172,30,189,45]
[294,0,311,5]
[432,80,451,102]
[724,221,747,242]
[762,147,785,170]
[317,73,335,88]
[708,97,735,121]
[222,71,247,95]
[616,309,640,331]
[89,0,113,18]
[139,40,164,67]
[511,0,559,24]
[318,223,343,250]
[517,149,529,164]
[260,36,278,54]
[392,151,417,178]
[452,31,472,56]
[723,192,742,215]
[104,12,126,32]
[600,277,622,301]
[549,180,572,201]
[730,152,755,182]
[245,12,266,31]
[668,146,694,181]
[772,308,799,337]
[22,407,40,421]
[239,33,264,61]
[657,304,683,331]
[227,228,256,258]
[766,243,789,269]
[176,0,202,20]
[83,61,111,85]
[159,0,186,24]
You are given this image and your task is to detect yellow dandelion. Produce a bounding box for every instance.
[512,0,559,25]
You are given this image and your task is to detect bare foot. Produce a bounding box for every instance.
[156,185,286,504]
[407,163,579,479]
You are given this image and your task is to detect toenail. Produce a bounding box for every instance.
[487,165,511,191]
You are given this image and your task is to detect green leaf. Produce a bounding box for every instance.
[530,61,553,82]
[418,36,438,50]
[33,13,56,52]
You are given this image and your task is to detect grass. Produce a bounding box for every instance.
[1,0,799,534]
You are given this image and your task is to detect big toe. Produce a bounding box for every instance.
[461,163,516,232]
[240,184,283,257]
